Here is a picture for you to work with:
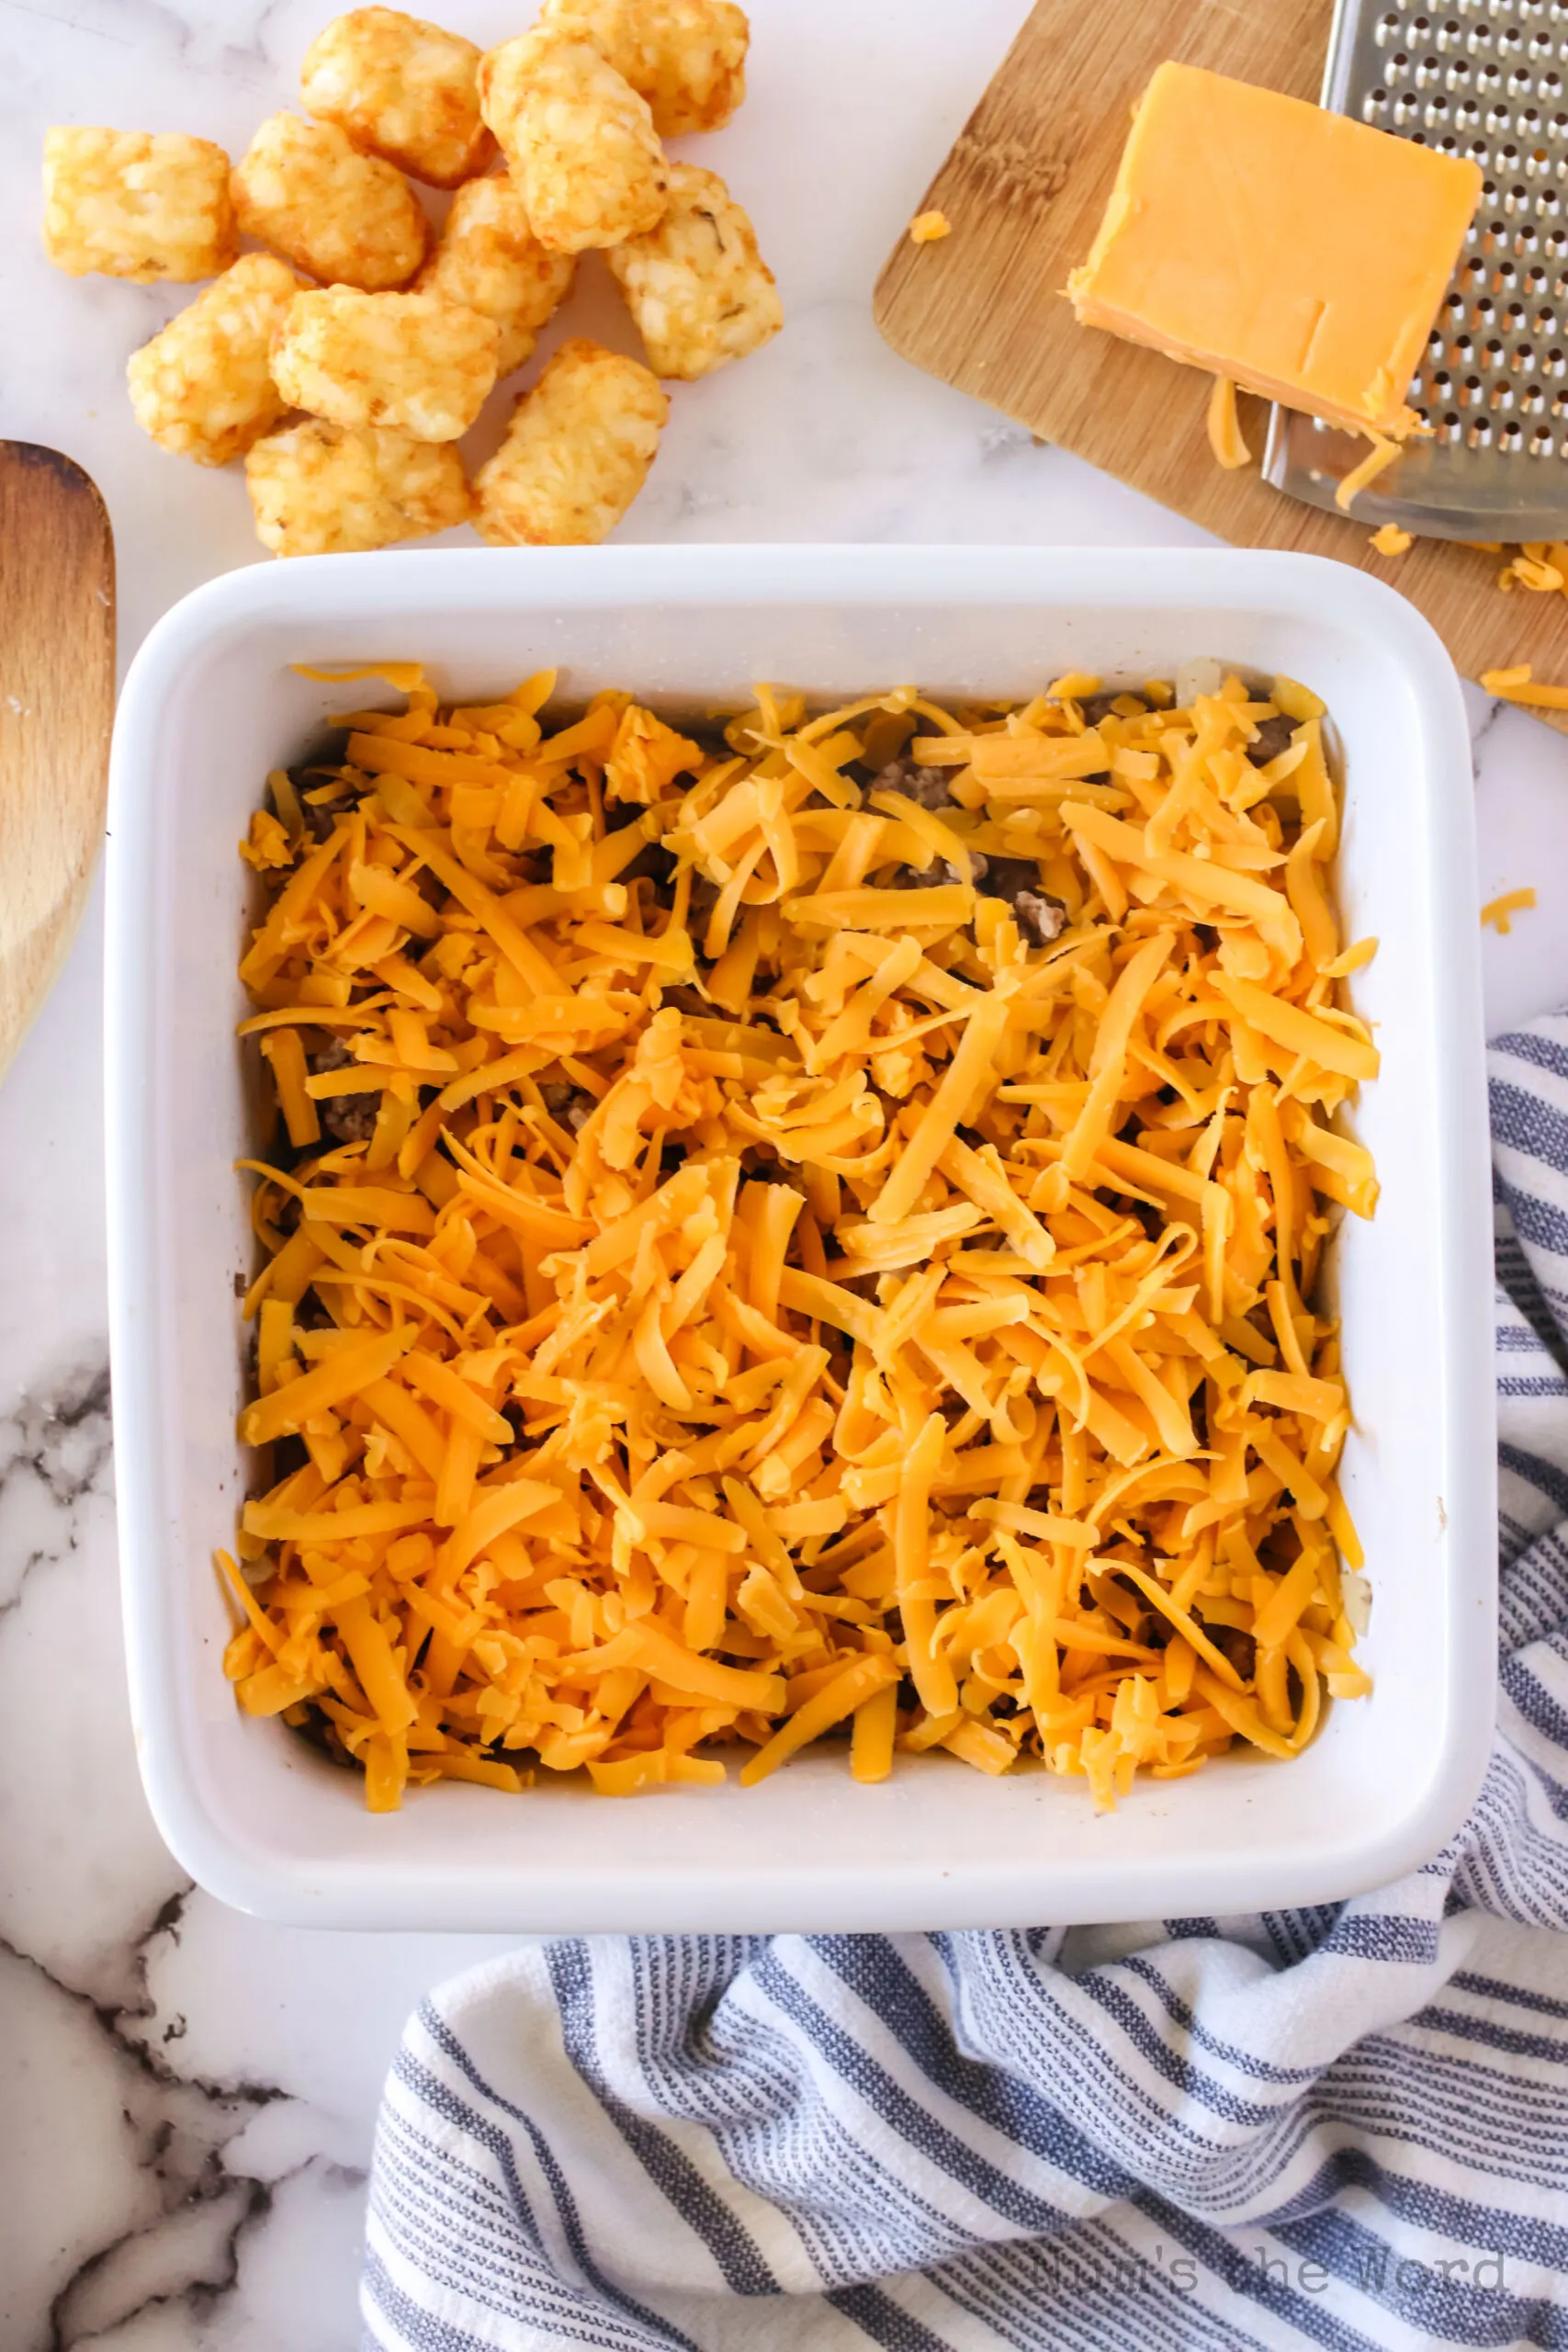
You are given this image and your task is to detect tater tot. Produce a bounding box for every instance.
[300,7,493,188]
[245,420,470,555]
[536,0,747,135]
[473,336,667,546]
[127,254,302,466]
[413,173,575,377]
[231,113,427,291]
[606,163,780,380]
[42,127,234,282]
[272,288,499,443]
[477,33,668,254]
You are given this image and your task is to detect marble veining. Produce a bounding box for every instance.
[6,0,1568,2342]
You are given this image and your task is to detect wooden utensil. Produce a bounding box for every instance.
[873,0,1568,725]
[0,442,116,1084]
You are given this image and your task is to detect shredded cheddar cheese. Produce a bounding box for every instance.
[1481,886,1537,934]
[908,210,951,244]
[1335,431,1400,512]
[1480,662,1568,710]
[1205,377,1251,471]
[226,661,1376,1815]
[1369,524,1411,558]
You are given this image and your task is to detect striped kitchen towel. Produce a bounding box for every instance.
[361,1018,1568,2352]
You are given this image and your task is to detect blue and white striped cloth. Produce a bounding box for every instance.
[362,1017,1568,2352]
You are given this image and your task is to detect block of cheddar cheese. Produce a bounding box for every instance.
[1067,62,1483,438]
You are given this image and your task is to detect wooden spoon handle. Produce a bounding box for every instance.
[0,443,116,1086]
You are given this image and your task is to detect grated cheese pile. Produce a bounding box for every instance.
[223,659,1378,1814]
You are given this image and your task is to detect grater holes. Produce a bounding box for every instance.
[1469,413,1495,443]
[1375,6,1401,37]
[1416,49,1443,80]
[1529,424,1554,450]
[1440,410,1464,441]
[1427,94,1453,119]
[1502,419,1526,447]
[1363,86,1391,119]
[1548,345,1568,368]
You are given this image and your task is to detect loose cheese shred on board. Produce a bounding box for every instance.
[1482,886,1537,934]
[226,661,1377,1813]
[1370,524,1411,558]
[908,210,951,244]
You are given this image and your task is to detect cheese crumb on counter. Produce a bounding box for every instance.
[1370,524,1412,558]
[1068,63,1481,442]
[1482,888,1538,934]
[1479,664,1568,710]
[908,209,951,244]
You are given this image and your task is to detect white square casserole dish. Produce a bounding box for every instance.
[105,544,1495,1932]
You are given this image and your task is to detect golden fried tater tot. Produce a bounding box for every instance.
[537,0,747,135]
[300,6,494,188]
[478,32,668,253]
[42,127,234,282]
[231,113,427,291]
[413,173,575,377]
[245,419,470,555]
[473,336,666,545]
[272,288,499,443]
[607,162,780,379]
[127,254,302,466]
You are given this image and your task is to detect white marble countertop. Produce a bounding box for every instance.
[5,0,1568,2341]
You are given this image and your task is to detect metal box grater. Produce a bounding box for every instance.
[1262,0,1568,538]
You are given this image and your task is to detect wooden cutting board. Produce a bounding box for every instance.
[873,0,1568,722]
